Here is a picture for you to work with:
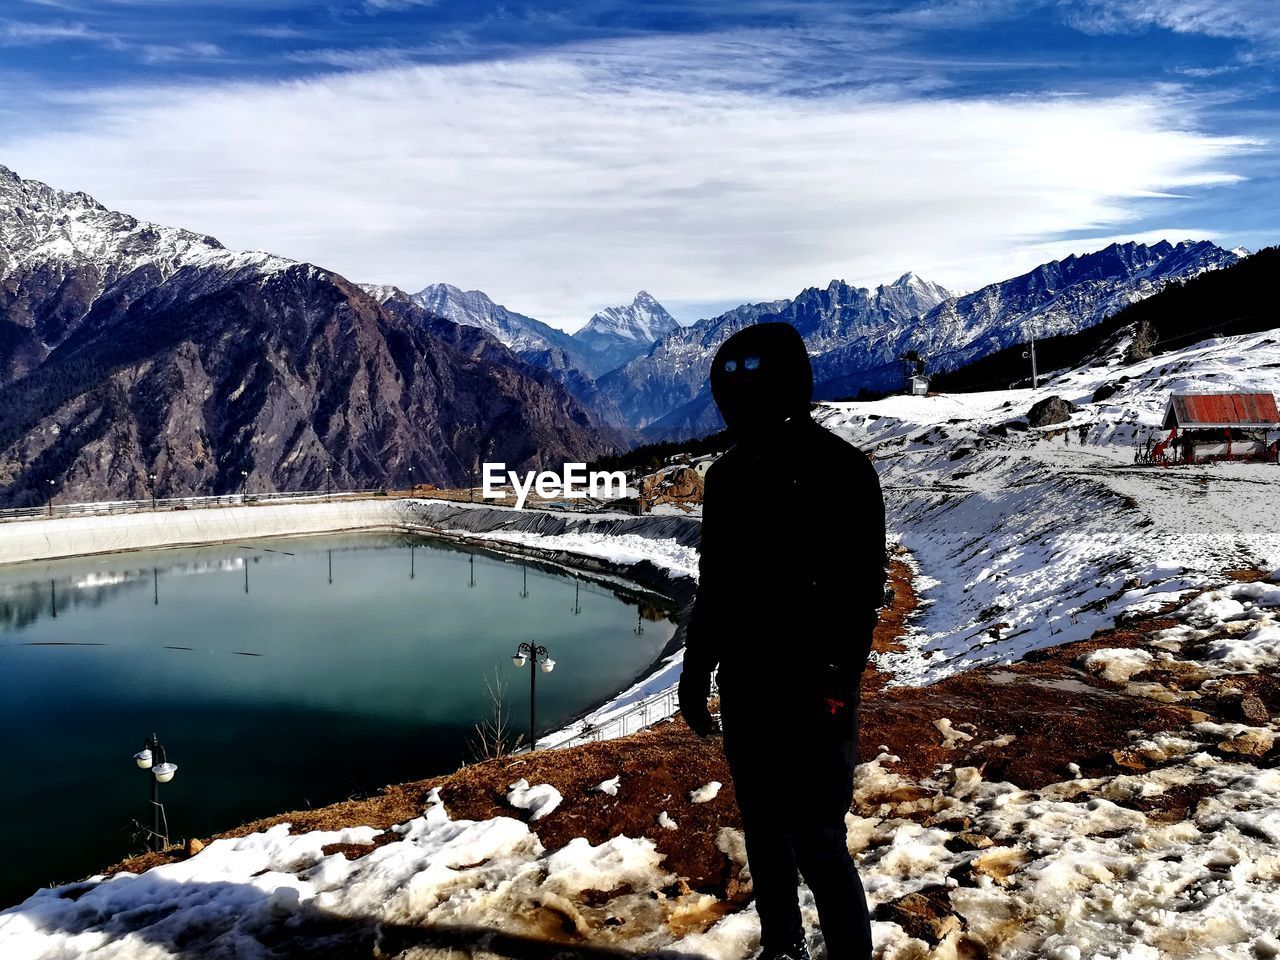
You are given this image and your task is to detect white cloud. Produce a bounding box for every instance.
[1,37,1255,327]
[1063,0,1280,46]
[138,41,223,64]
[0,19,117,45]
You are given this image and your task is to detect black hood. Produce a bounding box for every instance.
[710,322,813,441]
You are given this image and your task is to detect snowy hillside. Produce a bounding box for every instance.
[819,327,1280,683]
[411,282,597,373]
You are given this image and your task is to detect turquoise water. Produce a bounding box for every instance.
[0,532,675,906]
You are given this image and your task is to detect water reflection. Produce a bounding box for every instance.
[0,532,678,908]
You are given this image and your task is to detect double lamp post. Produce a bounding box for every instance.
[132,733,178,852]
[511,641,555,753]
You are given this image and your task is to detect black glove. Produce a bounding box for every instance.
[678,665,716,737]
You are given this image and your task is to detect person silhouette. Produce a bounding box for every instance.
[679,321,886,960]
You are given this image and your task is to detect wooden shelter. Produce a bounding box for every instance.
[1142,392,1280,464]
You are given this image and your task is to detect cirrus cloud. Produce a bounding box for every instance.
[1,35,1257,326]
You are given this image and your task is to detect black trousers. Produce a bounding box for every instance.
[719,682,873,960]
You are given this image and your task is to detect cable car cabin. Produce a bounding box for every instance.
[1138,392,1280,465]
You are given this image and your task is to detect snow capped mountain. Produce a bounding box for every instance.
[598,272,955,431]
[362,282,634,433]
[875,271,953,318]
[0,163,222,280]
[577,291,678,345]
[844,239,1242,392]
[410,283,583,362]
[612,240,1240,440]
[571,291,679,375]
[0,166,623,504]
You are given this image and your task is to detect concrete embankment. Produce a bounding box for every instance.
[0,499,412,566]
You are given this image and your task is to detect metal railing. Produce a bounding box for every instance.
[0,487,638,524]
[0,488,387,523]
[529,670,719,753]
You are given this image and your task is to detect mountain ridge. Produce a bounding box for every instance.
[0,165,624,505]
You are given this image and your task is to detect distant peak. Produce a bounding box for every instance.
[418,282,494,304]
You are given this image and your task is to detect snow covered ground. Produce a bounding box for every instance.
[817,328,1280,684]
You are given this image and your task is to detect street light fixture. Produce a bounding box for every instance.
[46,478,55,517]
[149,472,157,510]
[239,469,249,500]
[325,465,332,502]
[511,641,555,752]
[133,733,178,852]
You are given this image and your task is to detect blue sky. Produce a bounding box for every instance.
[1,0,1277,327]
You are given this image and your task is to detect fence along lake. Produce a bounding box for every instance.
[0,531,676,906]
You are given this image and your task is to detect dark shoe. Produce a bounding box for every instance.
[756,941,811,960]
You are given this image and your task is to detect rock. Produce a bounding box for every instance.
[724,874,752,903]
[970,846,1025,885]
[1111,748,1148,771]
[1091,381,1123,403]
[923,812,972,830]
[1237,694,1271,725]
[875,890,962,945]
[1123,320,1157,363]
[1027,396,1081,428]
[945,832,995,852]
[185,838,205,857]
[1218,728,1274,757]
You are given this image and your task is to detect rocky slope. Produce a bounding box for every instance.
[365,284,634,433]
[0,168,622,506]
[412,282,600,373]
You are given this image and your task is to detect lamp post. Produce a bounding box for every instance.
[132,734,178,852]
[46,478,55,517]
[407,465,414,493]
[511,642,555,753]
[149,472,157,510]
[239,470,249,500]
[325,466,332,502]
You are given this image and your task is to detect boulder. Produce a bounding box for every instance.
[1091,382,1122,404]
[1027,396,1081,428]
[875,890,962,945]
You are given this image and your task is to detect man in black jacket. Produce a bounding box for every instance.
[679,321,886,960]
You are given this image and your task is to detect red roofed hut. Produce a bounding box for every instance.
[1142,392,1280,464]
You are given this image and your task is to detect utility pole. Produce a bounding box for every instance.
[1023,330,1039,389]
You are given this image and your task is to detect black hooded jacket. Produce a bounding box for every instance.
[682,322,887,698]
